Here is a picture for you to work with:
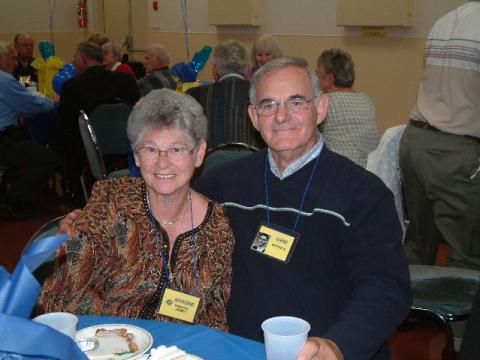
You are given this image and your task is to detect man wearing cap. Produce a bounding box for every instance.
[400,1,480,269]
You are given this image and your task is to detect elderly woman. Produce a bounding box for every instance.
[247,34,283,80]
[316,48,380,167]
[102,42,136,79]
[37,89,234,331]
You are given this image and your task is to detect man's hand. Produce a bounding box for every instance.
[57,209,81,236]
[296,337,343,360]
[51,93,60,104]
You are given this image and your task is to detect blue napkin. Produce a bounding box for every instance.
[0,313,87,359]
[0,234,87,359]
[0,234,67,317]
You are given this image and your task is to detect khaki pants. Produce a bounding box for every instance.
[399,124,480,269]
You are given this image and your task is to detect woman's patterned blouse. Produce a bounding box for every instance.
[37,177,234,331]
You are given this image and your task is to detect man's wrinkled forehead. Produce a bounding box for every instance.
[256,66,312,96]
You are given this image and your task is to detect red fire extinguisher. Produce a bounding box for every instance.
[78,0,88,28]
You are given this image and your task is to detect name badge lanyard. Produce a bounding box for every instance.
[146,190,199,295]
[264,152,321,232]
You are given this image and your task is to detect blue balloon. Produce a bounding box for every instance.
[190,46,212,73]
[52,64,77,95]
[63,63,77,77]
[171,62,197,82]
[39,40,55,60]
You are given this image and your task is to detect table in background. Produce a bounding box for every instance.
[79,316,266,360]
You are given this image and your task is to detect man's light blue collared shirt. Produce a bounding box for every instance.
[0,70,54,132]
[268,132,324,180]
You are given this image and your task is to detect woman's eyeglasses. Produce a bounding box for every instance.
[135,146,194,161]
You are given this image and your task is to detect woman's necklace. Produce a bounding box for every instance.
[159,196,190,227]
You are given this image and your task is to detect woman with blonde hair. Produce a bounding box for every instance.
[247,34,283,79]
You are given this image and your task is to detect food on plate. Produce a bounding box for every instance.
[149,345,187,360]
[94,327,139,355]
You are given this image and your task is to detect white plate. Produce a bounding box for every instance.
[76,324,153,360]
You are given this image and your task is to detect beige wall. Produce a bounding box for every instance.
[0,0,465,132]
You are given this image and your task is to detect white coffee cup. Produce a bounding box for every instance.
[262,316,311,360]
[33,312,78,339]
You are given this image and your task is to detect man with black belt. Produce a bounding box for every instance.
[399,1,480,269]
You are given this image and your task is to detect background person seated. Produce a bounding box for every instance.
[187,40,263,148]
[102,41,136,79]
[247,34,283,80]
[138,44,177,97]
[53,41,140,201]
[37,89,234,331]
[316,48,380,168]
[0,41,58,219]
[13,33,37,83]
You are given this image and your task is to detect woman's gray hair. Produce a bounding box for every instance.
[214,40,248,78]
[249,57,322,105]
[317,48,355,88]
[250,34,283,68]
[101,42,122,60]
[127,88,207,149]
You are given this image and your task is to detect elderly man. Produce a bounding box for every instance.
[55,41,139,201]
[195,57,411,360]
[400,1,480,269]
[59,57,411,359]
[138,44,176,97]
[0,41,57,219]
[13,33,37,83]
[187,40,262,148]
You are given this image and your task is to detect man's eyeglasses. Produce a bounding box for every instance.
[254,96,314,116]
[135,146,194,161]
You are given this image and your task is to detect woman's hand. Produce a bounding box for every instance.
[296,337,343,360]
[57,209,81,236]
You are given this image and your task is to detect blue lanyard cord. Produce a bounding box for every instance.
[189,190,200,296]
[146,189,199,294]
[264,152,321,232]
[264,155,271,225]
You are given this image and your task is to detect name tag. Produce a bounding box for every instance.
[251,223,299,263]
[158,288,200,323]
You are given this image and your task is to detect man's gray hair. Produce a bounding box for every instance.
[127,88,207,149]
[214,40,248,78]
[149,44,170,65]
[249,57,322,105]
[0,41,11,57]
[317,48,355,88]
[77,41,103,62]
[101,42,122,60]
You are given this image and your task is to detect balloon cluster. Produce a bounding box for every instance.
[31,40,64,98]
[171,45,212,83]
[39,40,55,60]
[52,63,77,95]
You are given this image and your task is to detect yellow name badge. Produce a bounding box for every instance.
[251,224,297,262]
[158,288,200,323]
